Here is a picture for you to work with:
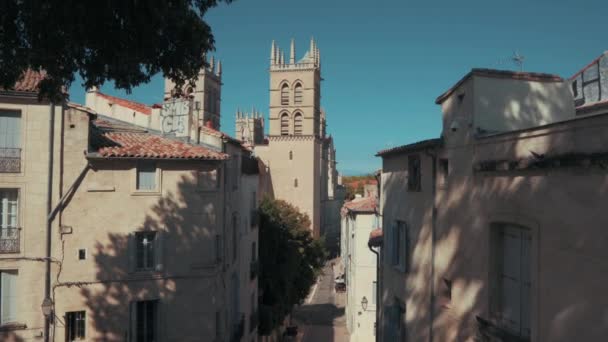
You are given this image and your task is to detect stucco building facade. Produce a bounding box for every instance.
[375,68,608,342]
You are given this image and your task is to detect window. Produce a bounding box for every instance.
[131,300,158,342]
[494,225,531,338]
[280,114,289,136]
[0,270,17,325]
[281,84,289,105]
[132,231,162,271]
[389,221,407,272]
[251,242,256,262]
[438,159,449,187]
[289,151,293,160]
[232,213,238,262]
[0,111,21,173]
[293,114,303,135]
[136,162,157,191]
[407,155,421,192]
[215,234,222,263]
[215,311,222,338]
[383,300,404,342]
[0,111,21,149]
[571,80,578,97]
[198,168,219,191]
[294,83,303,104]
[66,311,86,341]
[294,178,298,188]
[231,157,239,191]
[78,249,86,260]
[0,189,19,253]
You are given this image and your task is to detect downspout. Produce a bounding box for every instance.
[44,102,56,342]
[368,243,380,341]
[425,148,438,342]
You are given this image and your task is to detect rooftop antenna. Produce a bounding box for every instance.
[511,50,525,72]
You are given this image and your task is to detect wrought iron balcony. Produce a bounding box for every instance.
[0,228,20,253]
[0,148,21,173]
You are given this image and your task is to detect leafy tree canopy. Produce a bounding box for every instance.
[257,197,327,335]
[0,0,232,101]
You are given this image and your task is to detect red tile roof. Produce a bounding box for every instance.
[435,68,563,104]
[368,228,383,247]
[342,196,377,214]
[376,138,442,157]
[96,92,153,115]
[91,117,228,160]
[200,125,243,145]
[2,69,47,93]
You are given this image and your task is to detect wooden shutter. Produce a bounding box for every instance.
[129,301,136,342]
[401,222,408,272]
[155,231,164,272]
[1,271,17,324]
[128,234,135,273]
[500,227,522,332]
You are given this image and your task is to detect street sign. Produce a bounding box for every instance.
[161,99,190,137]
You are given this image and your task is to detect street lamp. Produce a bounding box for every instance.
[41,297,53,318]
[361,296,368,311]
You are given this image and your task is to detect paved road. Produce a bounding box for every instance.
[292,261,350,342]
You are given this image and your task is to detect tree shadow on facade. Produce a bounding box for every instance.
[56,168,224,341]
[379,80,608,341]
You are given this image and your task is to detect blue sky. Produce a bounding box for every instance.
[70,0,607,175]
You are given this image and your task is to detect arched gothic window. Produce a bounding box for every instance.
[294,178,298,188]
[281,84,289,105]
[294,83,303,104]
[280,114,289,136]
[289,151,293,160]
[294,114,303,135]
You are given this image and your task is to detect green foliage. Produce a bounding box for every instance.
[343,174,376,200]
[258,197,327,335]
[0,0,233,101]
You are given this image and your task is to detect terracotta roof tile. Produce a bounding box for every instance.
[368,228,383,247]
[96,92,153,115]
[342,196,377,214]
[91,117,228,160]
[2,69,46,93]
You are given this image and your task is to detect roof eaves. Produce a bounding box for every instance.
[376,138,442,157]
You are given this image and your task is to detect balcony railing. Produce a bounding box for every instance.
[0,148,21,173]
[0,228,20,253]
[230,314,245,342]
[476,316,530,342]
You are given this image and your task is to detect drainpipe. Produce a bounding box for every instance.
[44,102,56,342]
[368,243,380,341]
[425,148,438,342]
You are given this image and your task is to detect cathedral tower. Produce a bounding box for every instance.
[235,108,265,146]
[164,55,223,130]
[268,38,322,137]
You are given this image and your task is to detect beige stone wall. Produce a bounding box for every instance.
[255,136,321,236]
[0,98,64,341]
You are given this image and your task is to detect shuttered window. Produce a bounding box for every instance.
[389,221,408,272]
[130,300,158,342]
[66,311,86,341]
[294,114,303,135]
[130,231,163,272]
[0,270,17,325]
[294,83,303,104]
[280,114,289,136]
[496,225,531,338]
[0,111,20,148]
[281,84,289,105]
[136,162,157,191]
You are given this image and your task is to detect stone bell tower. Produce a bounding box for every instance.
[164,54,223,130]
[235,108,265,146]
[268,38,322,137]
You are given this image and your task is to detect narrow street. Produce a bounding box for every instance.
[292,260,350,342]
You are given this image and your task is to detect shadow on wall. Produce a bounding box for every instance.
[380,89,608,341]
[54,170,224,341]
[0,332,25,342]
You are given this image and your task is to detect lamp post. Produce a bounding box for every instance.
[361,296,368,311]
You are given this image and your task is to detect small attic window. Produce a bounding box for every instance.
[457,93,465,103]
[571,80,578,97]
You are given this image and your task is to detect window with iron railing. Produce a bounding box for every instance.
[0,111,21,173]
[0,190,19,253]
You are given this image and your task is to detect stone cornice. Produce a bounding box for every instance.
[267,135,318,142]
